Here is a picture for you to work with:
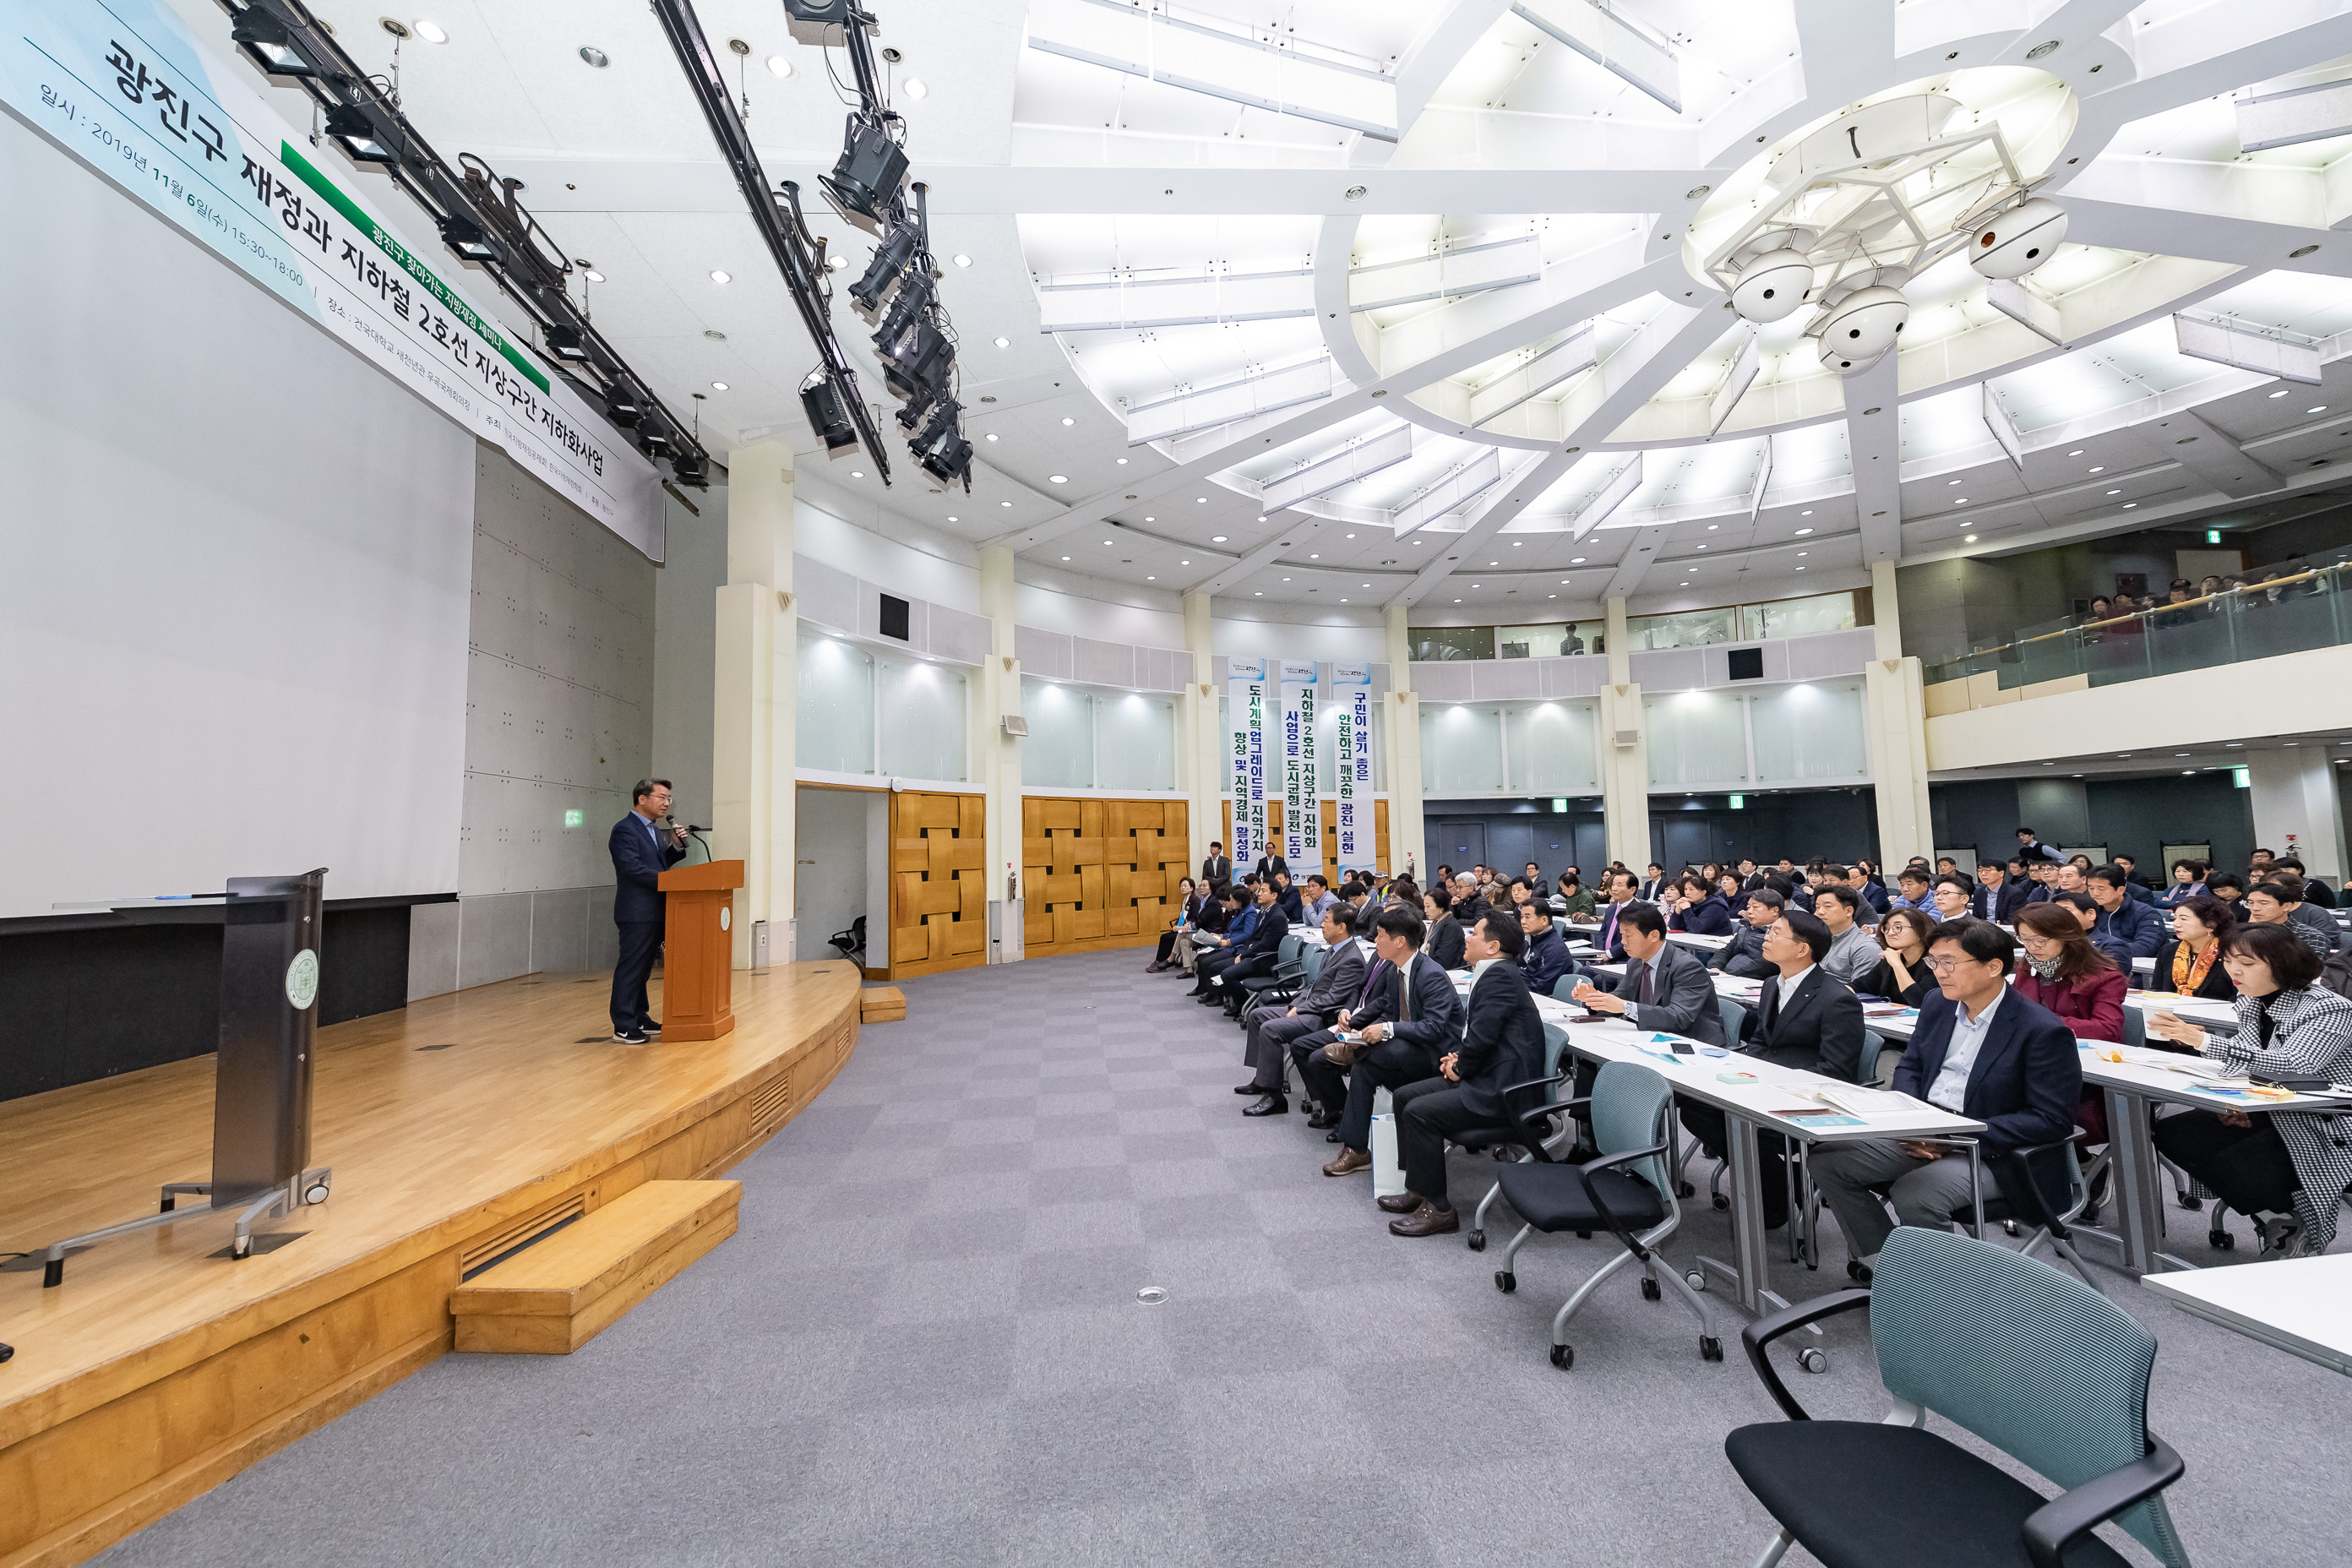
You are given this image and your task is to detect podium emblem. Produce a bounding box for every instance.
[285,949,319,1011]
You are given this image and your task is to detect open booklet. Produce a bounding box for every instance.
[1804,1085,1937,1118]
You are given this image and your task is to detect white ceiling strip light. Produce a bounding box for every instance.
[2172,312,2324,384]
[1255,425,1414,510]
[1037,266,1317,333]
[1390,449,1505,537]
[1125,356,1337,445]
[1348,236,1543,313]
[1470,324,1599,427]
[1509,0,1682,114]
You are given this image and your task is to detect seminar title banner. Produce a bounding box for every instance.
[0,0,667,559]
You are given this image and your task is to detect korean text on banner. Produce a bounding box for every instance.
[1331,662,1370,867]
[1279,661,1319,871]
[1227,657,1266,867]
[0,0,666,558]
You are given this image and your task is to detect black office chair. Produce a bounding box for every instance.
[828,915,865,962]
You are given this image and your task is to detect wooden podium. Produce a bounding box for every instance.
[657,859,744,1041]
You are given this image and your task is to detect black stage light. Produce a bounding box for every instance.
[880,321,951,407]
[871,269,934,352]
[231,8,315,76]
[640,427,675,458]
[819,117,909,234]
[325,103,398,163]
[542,324,591,362]
[672,450,709,488]
[437,215,504,264]
[848,222,921,314]
[799,368,860,455]
[604,389,644,427]
[920,431,972,488]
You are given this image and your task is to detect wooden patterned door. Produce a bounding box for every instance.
[889,790,988,979]
[1021,798,1190,958]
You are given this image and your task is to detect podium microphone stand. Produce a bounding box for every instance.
[41,870,336,1287]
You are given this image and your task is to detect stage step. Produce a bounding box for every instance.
[860,986,906,1023]
[451,1180,738,1354]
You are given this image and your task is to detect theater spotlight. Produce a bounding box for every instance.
[800,368,861,455]
[640,427,675,459]
[784,0,856,46]
[848,221,921,314]
[604,389,645,427]
[871,269,934,352]
[672,450,709,488]
[231,8,316,76]
[819,117,910,234]
[920,429,972,489]
[542,324,591,362]
[324,102,398,163]
[436,215,504,264]
[880,322,952,410]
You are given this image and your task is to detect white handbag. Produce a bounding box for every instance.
[1369,1085,1406,1197]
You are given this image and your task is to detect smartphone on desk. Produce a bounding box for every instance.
[1669,1041,1696,1056]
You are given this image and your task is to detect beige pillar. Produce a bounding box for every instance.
[1600,596,1650,867]
[713,440,796,967]
[1865,560,1936,867]
[977,547,1025,934]
[1383,604,1425,880]
[1182,591,1222,868]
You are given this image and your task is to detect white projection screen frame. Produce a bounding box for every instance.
[0,110,474,919]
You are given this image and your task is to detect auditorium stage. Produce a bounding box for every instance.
[0,961,864,1568]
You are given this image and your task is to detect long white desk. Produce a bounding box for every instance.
[2141,1255,2352,1376]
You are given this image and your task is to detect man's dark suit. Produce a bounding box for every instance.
[1970,878,2028,923]
[1611,941,1729,1047]
[1288,950,1394,1106]
[1199,902,1288,998]
[1425,912,1467,971]
[1300,950,1462,1152]
[1254,853,1289,882]
[1201,854,1233,891]
[1397,961,1547,1206]
[1680,966,1866,1227]
[609,812,685,1034]
[1590,900,1636,963]
[1243,936,1366,1092]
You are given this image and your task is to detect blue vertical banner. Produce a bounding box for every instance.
[1279,661,1319,871]
[1330,662,1370,868]
[1227,657,1266,866]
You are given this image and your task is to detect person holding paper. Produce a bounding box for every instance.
[1572,904,1727,1047]
[1303,903,1461,1176]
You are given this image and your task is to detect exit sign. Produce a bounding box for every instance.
[1729,794,1745,809]
[2206,529,2223,544]
[564,808,585,828]
[1551,798,1568,813]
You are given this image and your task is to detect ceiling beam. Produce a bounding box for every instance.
[2062,197,2352,280]
[1388,449,1587,607]
[1556,306,1728,448]
[1189,518,1330,596]
[1845,357,1903,563]
[2139,409,2284,498]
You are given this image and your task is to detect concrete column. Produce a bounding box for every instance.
[1600,596,1650,867]
[1382,604,1425,880]
[1182,591,1222,868]
[1864,560,1936,867]
[2247,748,2348,885]
[713,440,795,968]
[977,547,1025,934]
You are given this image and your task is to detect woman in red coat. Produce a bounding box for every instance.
[2013,902,2127,1040]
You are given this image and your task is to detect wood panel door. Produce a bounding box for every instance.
[889,790,988,979]
[1022,798,1190,958]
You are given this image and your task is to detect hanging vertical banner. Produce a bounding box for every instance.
[1227,656,1266,867]
[0,0,666,558]
[1279,660,1320,870]
[1330,662,1371,868]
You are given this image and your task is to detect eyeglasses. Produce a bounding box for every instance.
[1921,956,1991,973]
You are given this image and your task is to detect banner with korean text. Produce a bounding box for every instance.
[1279,661,1320,871]
[0,0,667,558]
[1331,662,1371,868]
[1227,656,1266,868]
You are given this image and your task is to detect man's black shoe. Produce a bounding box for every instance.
[1243,1094,1288,1117]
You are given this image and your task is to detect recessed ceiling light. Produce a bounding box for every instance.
[1282,576,1292,582]
[904,79,929,100]
[710,381,727,390]
[1954,498,1967,505]
[947,515,958,522]
[582,269,605,283]
[2123,503,2137,509]
[952,253,971,267]
[1964,533,1977,542]
[1144,515,1155,521]
[1794,527,1813,536]
[1797,551,1808,557]
[1947,478,1962,485]
[1679,580,1689,586]
[579,45,609,68]
[1180,559,1190,565]
[850,471,864,479]
[412,19,449,44]
[1255,513,1265,520]
[2311,406,2329,414]
[1794,565,1805,571]
[2068,449,2084,456]
[2226,742,2242,748]
[709,270,730,284]
[1707,524,1718,531]
[1211,535,1228,542]
[1309,553,1320,558]
[1571,558,1586,564]
[1799,510,1813,516]
[2088,466,2104,473]
[2106,489,2121,495]
[1345,532,1356,538]
[825,254,846,270]
[1000,500,1012,507]
[1116,458,1127,465]
[1049,475,1067,483]
[765,53,792,77]
[984,433,998,442]
[1061,416,1074,427]
[1696,544,1707,550]
[1149,575,1157,581]
[1102,539,1111,545]
[2269,389,2289,399]
[1060,555,1070,561]
[1255,591,1263,596]
[993,335,1009,347]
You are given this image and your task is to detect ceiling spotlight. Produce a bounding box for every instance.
[583,268,606,282]
[1730,245,1815,324]
[1955,498,1968,504]
[436,215,503,264]
[2310,406,2329,414]
[2270,389,2290,399]
[819,116,911,233]
[542,324,591,362]
[579,45,609,68]
[1571,557,1586,564]
[994,335,1009,347]
[1211,535,1228,542]
[1001,500,1011,506]
[231,9,316,74]
[1049,475,1067,484]
[826,254,847,270]
[1964,533,1978,542]
[984,433,998,441]
[1117,458,1128,465]
[412,19,449,44]
[710,270,731,284]
[1061,416,1074,426]
[765,54,793,77]
[325,103,398,163]
[2089,466,2104,472]
[849,471,864,480]
[903,78,929,100]
[1794,527,1813,536]
[953,253,972,267]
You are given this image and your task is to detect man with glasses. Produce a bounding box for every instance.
[608,778,689,1044]
[1805,918,2082,1283]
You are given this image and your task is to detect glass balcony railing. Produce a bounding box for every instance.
[1923,552,2352,691]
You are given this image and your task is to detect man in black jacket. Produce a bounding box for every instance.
[1287,935,1397,1129]
[1970,859,2028,923]
[1193,879,1287,1005]
[1680,911,1865,1228]
[1447,873,1491,939]
[1708,889,1783,978]
[607,778,687,1043]
[1238,904,1367,1113]
[1305,904,1461,1174]
[1387,912,1547,1236]
[1200,841,1233,894]
[1518,899,1576,998]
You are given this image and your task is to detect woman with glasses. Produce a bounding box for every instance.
[2147,923,2352,1258]
[2010,903,2126,1043]
[1860,906,1937,1006]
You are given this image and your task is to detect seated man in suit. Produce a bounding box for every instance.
[1177,885,1240,975]
[1517,898,1576,998]
[1589,870,1644,961]
[1680,911,1866,1228]
[1708,889,1783,978]
[607,777,688,1043]
[1303,904,1462,1176]
[1808,917,2083,1283]
[1287,931,1397,1129]
[1207,878,1290,1016]
[1970,858,2026,924]
[1270,868,1304,923]
[1237,902,1367,1115]
[1572,902,1728,1046]
[1386,912,1548,1237]
[1190,879,1278,999]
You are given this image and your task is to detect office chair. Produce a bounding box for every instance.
[827,915,865,962]
[1464,1020,1574,1250]
[1728,1228,2191,1568]
[1489,1060,1721,1369]
[1682,995,1748,1208]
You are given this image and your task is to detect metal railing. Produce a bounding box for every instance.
[1924,553,2352,692]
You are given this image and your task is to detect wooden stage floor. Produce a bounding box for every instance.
[0,961,863,1568]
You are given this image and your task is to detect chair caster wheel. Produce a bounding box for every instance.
[1676,1180,1696,1198]
[2210,1230,2235,1251]
[1712,1195,1729,1211]
[1798,1348,1829,1375]
[1701,1337,1724,1363]
[1641,1276,1662,1300]
[1494,1270,1516,1293]
[1549,1343,1574,1369]
[2175,1193,2203,1211]
[1686,1271,1707,1293]
[2002,1220,2023,1238]
[1467,1230,1486,1251]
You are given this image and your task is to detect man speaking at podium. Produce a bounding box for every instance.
[610,778,687,1043]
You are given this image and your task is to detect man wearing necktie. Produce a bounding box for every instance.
[1288,939,1396,1127]
[1300,905,1462,1172]
[608,778,687,1044]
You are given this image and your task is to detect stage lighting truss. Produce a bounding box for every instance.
[1702,94,2064,373]
[203,1,708,481]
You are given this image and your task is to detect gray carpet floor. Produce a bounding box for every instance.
[101,951,2349,1567]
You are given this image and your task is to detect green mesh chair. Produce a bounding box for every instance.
[1726,1227,2191,1568]
[1464,1019,1575,1250]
